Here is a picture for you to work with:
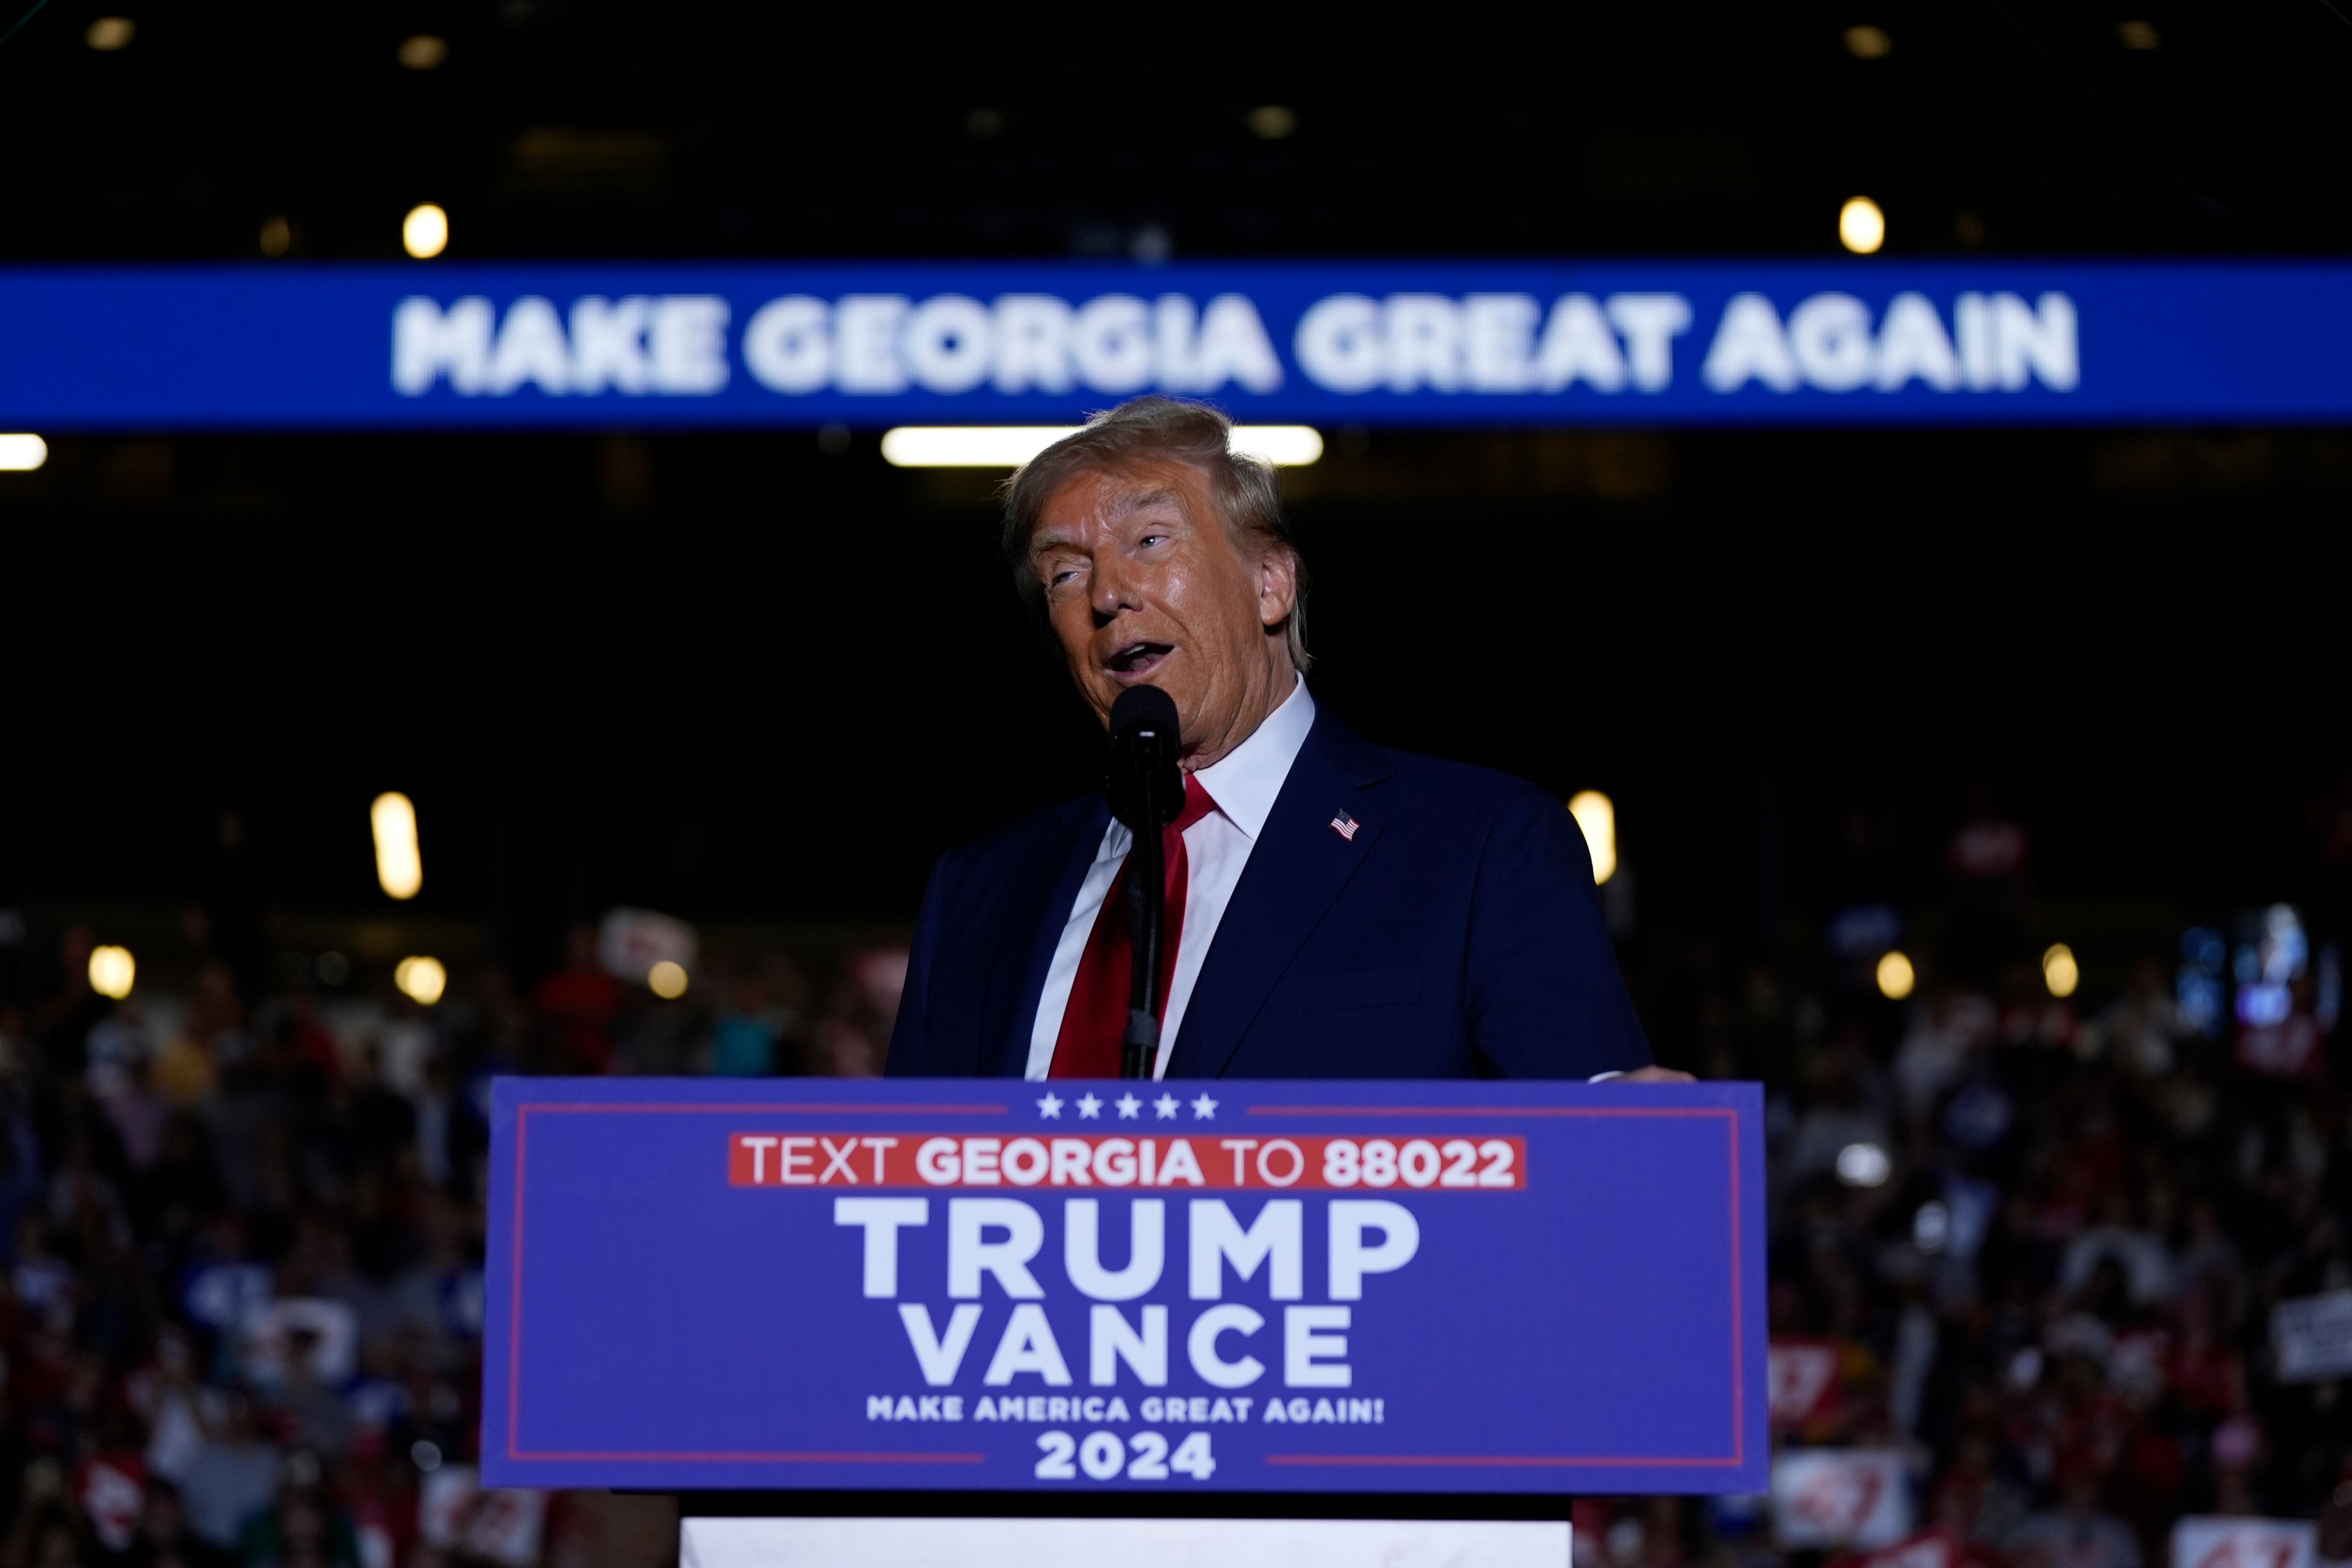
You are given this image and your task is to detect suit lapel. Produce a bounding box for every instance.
[1165,713,1393,1079]
[980,796,1110,1078]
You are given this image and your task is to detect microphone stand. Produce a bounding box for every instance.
[1120,763,1166,1081]
[1106,685,1182,1081]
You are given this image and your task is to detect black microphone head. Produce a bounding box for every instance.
[1109,683,1180,742]
[1106,684,1183,831]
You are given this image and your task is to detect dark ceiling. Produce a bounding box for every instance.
[3,3,2349,984]
[2,4,2350,264]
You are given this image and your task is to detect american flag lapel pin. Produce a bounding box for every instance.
[1329,809,1359,842]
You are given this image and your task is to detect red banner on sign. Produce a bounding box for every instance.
[728,1133,1528,1191]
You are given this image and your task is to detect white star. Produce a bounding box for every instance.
[1076,1093,1103,1119]
[1036,1093,1064,1118]
[1190,1093,1219,1120]
[1115,1093,1142,1120]
[1153,1093,1180,1120]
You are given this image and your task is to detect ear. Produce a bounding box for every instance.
[1256,546,1300,629]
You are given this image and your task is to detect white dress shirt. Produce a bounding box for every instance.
[1026,676,1316,1080]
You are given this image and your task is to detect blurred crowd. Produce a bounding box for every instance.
[0,794,2342,1568]
[0,913,903,1568]
[1581,805,2349,1568]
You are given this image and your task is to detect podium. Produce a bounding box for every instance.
[483,1077,1766,1564]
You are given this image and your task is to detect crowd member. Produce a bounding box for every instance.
[0,925,899,1568]
[1670,919,2347,1568]
[0,883,2339,1568]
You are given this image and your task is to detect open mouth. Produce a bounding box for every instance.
[1106,641,1174,679]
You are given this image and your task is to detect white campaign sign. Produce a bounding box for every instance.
[1771,1450,1912,1550]
[1768,1340,1841,1427]
[2271,1289,2352,1383]
[418,1467,548,1568]
[2171,1518,2316,1568]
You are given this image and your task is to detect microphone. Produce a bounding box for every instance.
[1104,685,1183,1079]
[1106,684,1183,833]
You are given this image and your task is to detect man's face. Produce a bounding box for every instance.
[1029,457,1297,767]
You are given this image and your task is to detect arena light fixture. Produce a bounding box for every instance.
[85,16,134,50]
[0,434,47,472]
[2042,942,2080,998]
[403,203,449,260]
[1836,1141,1892,1188]
[1839,196,1886,255]
[1844,24,1893,59]
[1566,790,1618,885]
[398,34,449,70]
[647,959,690,1000]
[88,944,136,1000]
[1875,948,1916,1000]
[1248,105,1298,140]
[394,956,448,1006]
[371,791,423,900]
[880,426,1323,468]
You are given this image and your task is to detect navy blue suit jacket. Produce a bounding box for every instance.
[885,709,1652,1080]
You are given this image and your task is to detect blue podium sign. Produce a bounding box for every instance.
[481,1077,1766,1495]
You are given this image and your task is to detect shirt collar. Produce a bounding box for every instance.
[1189,674,1314,843]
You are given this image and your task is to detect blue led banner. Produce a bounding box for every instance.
[480,1076,1768,1495]
[3,262,2350,429]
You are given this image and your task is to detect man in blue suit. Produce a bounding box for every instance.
[888,396,1678,1084]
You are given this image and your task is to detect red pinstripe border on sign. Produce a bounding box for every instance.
[1248,1104,1747,1473]
[527,1102,1011,1115]
[1246,1104,1719,1117]
[505,1107,527,1460]
[511,1450,986,1463]
[1268,1453,1739,1468]
[504,1101,1007,1465]
[1728,1107,1744,1463]
[502,1099,1749,1472]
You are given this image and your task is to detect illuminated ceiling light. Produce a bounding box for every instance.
[0,435,48,472]
[881,428,1069,467]
[1566,791,1618,885]
[1248,105,1298,140]
[398,34,448,69]
[85,17,134,50]
[1875,949,1916,1000]
[88,945,136,1000]
[879,426,1323,469]
[1843,24,1893,59]
[1233,426,1322,466]
[402,203,449,260]
[371,791,423,900]
[258,215,292,257]
[394,956,448,1006]
[1839,195,1886,255]
[2116,20,2160,49]
[647,959,690,1000]
[2043,942,2081,998]
[1836,1142,1892,1188]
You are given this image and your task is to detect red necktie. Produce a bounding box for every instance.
[1050,775,1219,1079]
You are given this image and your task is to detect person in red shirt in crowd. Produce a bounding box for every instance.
[265,991,345,1094]
[2165,1286,2246,1420]
[527,926,623,1075]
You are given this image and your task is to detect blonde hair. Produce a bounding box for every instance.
[1000,396,1311,672]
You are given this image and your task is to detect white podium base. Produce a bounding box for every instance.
[680,1515,1569,1568]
